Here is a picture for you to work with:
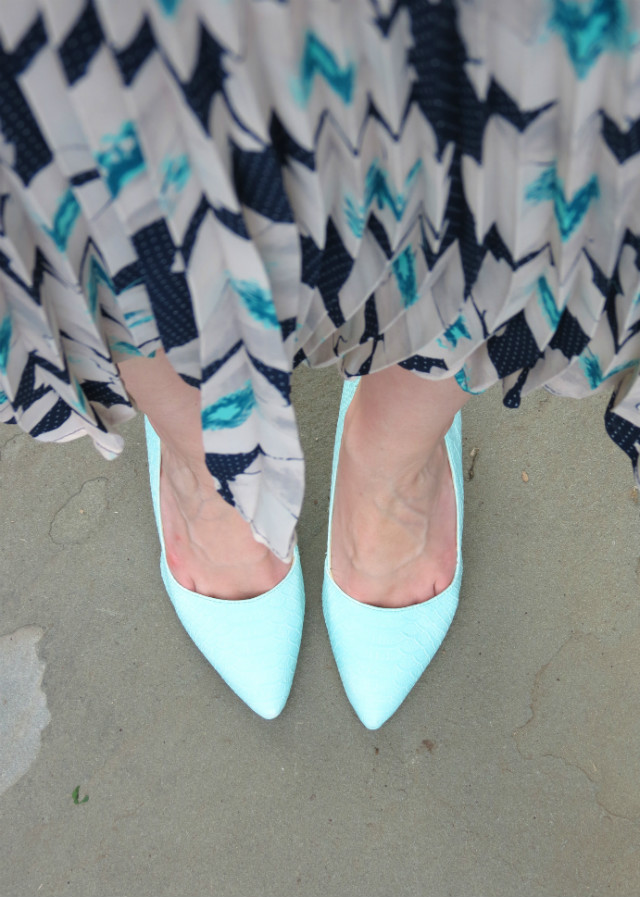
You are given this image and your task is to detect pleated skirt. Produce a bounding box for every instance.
[1,0,639,558]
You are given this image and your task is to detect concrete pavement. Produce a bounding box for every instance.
[1,366,639,896]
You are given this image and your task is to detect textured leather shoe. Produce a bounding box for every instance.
[322,378,463,729]
[145,417,305,719]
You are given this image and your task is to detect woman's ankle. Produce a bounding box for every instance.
[329,368,465,608]
[159,444,291,599]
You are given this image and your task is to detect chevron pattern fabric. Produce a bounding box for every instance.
[1,0,639,559]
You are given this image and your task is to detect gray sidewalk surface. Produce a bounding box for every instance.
[1,366,639,897]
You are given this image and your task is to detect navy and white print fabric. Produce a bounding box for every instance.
[1,0,640,559]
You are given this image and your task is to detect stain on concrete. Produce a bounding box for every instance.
[0,626,50,796]
[514,631,640,820]
[49,477,108,545]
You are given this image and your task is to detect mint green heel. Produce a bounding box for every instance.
[322,379,464,730]
[145,418,305,719]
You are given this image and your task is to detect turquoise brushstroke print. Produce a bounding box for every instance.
[0,390,7,405]
[230,279,280,328]
[108,340,145,356]
[157,0,182,16]
[86,257,116,319]
[345,160,422,237]
[344,198,367,239]
[124,310,155,328]
[579,347,604,387]
[455,366,485,395]
[71,376,88,412]
[160,154,191,194]
[525,165,599,240]
[95,121,146,198]
[45,189,80,251]
[0,316,11,374]
[392,246,418,307]
[293,31,355,105]
[548,0,634,78]
[201,381,256,430]
[537,276,562,328]
[578,347,638,388]
[438,315,472,349]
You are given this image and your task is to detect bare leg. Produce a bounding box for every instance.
[330,366,470,608]
[118,351,290,600]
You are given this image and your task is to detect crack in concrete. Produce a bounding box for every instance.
[513,635,573,736]
[0,431,28,457]
[514,631,640,822]
[48,477,109,545]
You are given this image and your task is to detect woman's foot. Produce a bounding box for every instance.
[118,351,290,601]
[159,442,291,599]
[159,442,291,600]
[329,373,462,609]
[144,417,305,720]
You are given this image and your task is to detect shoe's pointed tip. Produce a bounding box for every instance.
[259,709,284,721]
[217,655,298,720]
[250,700,286,721]
[354,709,391,731]
[347,687,404,730]
[243,681,293,719]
